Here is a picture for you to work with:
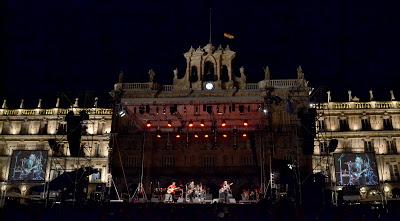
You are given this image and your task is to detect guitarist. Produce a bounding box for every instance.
[165,182,179,202]
[219,180,233,203]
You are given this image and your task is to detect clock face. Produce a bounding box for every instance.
[205,82,214,90]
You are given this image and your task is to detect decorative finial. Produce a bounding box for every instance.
[1,99,6,109]
[390,90,396,101]
[37,99,42,108]
[297,65,304,79]
[263,66,271,80]
[369,90,374,101]
[94,97,98,108]
[327,91,331,103]
[148,69,156,82]
[73,98,79,108]
[118,71,124,83]
[348,90,352,102]
[19,99,24,109]
[55,97,60,108]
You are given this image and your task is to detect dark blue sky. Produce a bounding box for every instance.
[1,0,400,107]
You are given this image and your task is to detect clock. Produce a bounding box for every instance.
[205,82,214,90]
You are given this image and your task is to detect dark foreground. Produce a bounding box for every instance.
[1,201,400,221]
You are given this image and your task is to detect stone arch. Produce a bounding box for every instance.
[220,65,229,82]
[203,60,216,81]
[190,66,198,82]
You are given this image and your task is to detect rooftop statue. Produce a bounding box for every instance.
[263,66,271,80]
[297,65,304,79]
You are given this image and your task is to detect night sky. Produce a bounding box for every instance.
[1,0,400,107]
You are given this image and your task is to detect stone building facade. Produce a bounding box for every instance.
[0,98,112,200]
[111,43,311,198]
[312,90,400,200]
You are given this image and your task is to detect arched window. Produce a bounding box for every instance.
[190,66,198,82]
[203,61,215,81]
[221,65,229,82]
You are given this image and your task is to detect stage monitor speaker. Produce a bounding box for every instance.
[229,198,236,203]
[176,197,185,203]
[150,198,159,203]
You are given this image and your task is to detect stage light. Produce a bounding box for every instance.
[146,120,152,128]
[156,130,161,138]
[176,134,181,138]
[194,134,199,138]
[188,120,194,127]
[243,120,248,126]
[118,109,127,117]
[223,134,228,138]
[221,120,226,127]
[242,133,247,137]
[167,120,172,127]
[204,134,209,138]
[200,120,205,127]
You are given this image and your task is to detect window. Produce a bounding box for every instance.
[317,120,326,132]
[319,141,328,154]
[383,118,393,130]
[90,171,102,183]
[339,118,349,131]
[364,140,374,152]
[389,164,400,181]
[361,118,371,131]
[387,140,397,154]
[202,156,216,168]
[162,155,175,168]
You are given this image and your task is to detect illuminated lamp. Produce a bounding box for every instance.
[156,130,162,138]
[146,120,152,128]
[194,134,199,138]
[200,120,205,127]
[221,120,226,127]
[242,133,247,137]
[167,120,172,127]
[222,134,228,138]
[188,120,194,127]
[204,134,209,138]
[243,120,248,126]
[176,134,181,138]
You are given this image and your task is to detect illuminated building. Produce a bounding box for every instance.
[312,90,400,200]
[0,98,112,200]
[111,43,311,198]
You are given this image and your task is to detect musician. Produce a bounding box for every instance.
[165,182,177,202]
[219,180,233,203]
[186,181,195,202]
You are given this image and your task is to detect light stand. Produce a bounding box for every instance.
[131,129,147,201]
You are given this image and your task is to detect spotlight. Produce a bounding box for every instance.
[176,134,181,138]
[118,109,127,117]
[194,134,199,138]
[242,133,247,137]
[156,130,161,138]
[204,134,209,138]
[221,120,226,127]
[167,120,172,127]
[243,120,248,126]
[200,120,205,127]
[146,120,152,128]
[188,120,194,127]
[222,134,228,138]
[263,108,268,114]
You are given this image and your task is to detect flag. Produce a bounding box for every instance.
[223,32,235,39]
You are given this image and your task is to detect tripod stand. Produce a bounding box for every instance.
[130,130,147,201]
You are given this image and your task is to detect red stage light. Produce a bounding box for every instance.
[188,120,194,127]
[176,134,181,138]
[194,134,199,138]
[200,120,205,127]
[242,133,247,137]
[223,134,228,138]
[243,120,248,126]
[167,120,172,127]
[204,134,209,138]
